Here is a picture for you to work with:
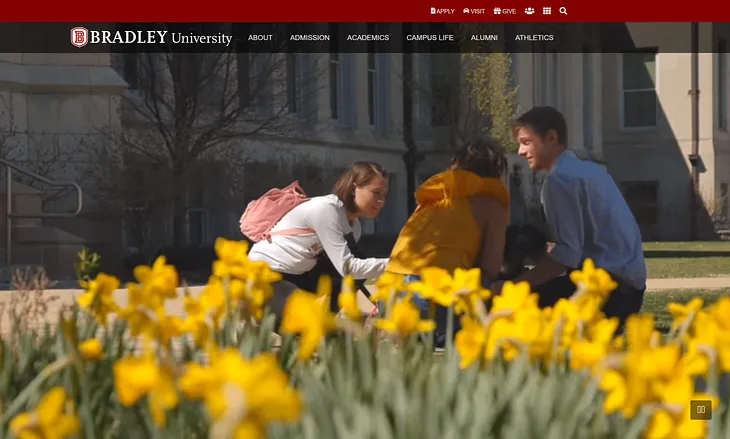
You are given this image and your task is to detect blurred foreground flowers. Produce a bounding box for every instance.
[0,238,729,439]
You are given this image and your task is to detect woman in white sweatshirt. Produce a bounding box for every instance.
[248,162,390,317]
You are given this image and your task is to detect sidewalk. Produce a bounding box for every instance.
[2,277,728,335]
[645,276,730,291]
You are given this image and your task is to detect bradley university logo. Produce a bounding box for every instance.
[71,27,89,47]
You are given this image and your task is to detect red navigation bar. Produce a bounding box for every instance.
[2,0,722,22]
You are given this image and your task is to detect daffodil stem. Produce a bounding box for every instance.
[428,302,437,350]
[72,357,99,439]
[446,306,454,355]
[569,284,587,302]
[0,356,74,425]
[550,318,565,371]
[673,310,696,343]
[345,332,354,375]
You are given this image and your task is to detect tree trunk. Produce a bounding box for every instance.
[401,32,419,215]
[171,163,188,248]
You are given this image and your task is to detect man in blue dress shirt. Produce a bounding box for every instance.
[507,106,647,327]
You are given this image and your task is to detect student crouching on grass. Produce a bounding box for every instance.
[492,106,647,331]
[384,138,511,346]
[246,162,391,328]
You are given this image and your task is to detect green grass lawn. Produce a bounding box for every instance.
[643,241,730,279]
[367,241,730,281]
[640,288,728,333]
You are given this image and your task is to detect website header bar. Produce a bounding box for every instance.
[9,23,727,54]
[2,0,726,22]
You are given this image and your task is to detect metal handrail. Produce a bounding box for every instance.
[1,157,84,266]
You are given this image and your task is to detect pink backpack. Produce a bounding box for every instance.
[239,181,316,242]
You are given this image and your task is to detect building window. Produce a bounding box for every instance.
[531,44,557,107]
[122,206,147,252]
[621,49,658,128]
[286,53,302,114]
[329,24,341,120]
[719,39,727,131]
[620,181,659,226]
[367,23,377,127]
[187,208,208,246]
[236,44,250,109]
[123,52,139,89]
[549,50,559,108]
[250,54,274,117]
[582,49,594,149]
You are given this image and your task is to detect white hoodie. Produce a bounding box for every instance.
[247,194,389,279]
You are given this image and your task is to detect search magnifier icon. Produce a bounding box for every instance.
[559,6,567,14]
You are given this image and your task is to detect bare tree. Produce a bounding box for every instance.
[462,52,520,150]
[404,25,520,149]
[86,24,321,248]
[399,29,520,211]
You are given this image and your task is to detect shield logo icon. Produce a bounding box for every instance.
[71,27,89,48]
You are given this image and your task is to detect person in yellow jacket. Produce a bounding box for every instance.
[385,138,510,345]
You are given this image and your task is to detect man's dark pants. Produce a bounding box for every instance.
[533,273,645,330]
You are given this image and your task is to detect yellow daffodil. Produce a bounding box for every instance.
[572,293,606,323]
[338,276,362,321]
[201,277,226,323]
[599,370,628,414]
[240,261,283,320]
[133,256,180,300]
[182,296,213,347]
[9,387,80,439]
[569,258,618,298]
[454,287,491,317]
[212,238,250,279]
[710,297,730,331]
[280,290,337,361]
[490,281,538,313]
[315,275,333,308]
[644,406,711,439]
[407,267,457,307]
[451,268,482,292]
[625,314,656,351]
[622,358,656,418]
[113,355,179,427]
[667,297,703,332]
[571,339,610,371]
[644,375,718,439]
[510,307,549,355]
[637,345,682,381]
[79,338,103,361]
[484,317,513,361]
[570,318,619,370]
[118,297,183,350]
[455,317,486,368]
[77,272,120,325]
[178,350,302,438]
[682,310,730,373]
[372,272,405,303]
[374,298,436,338]
[451,268,491,317]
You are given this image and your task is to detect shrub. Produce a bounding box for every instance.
[1,238,729,439]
